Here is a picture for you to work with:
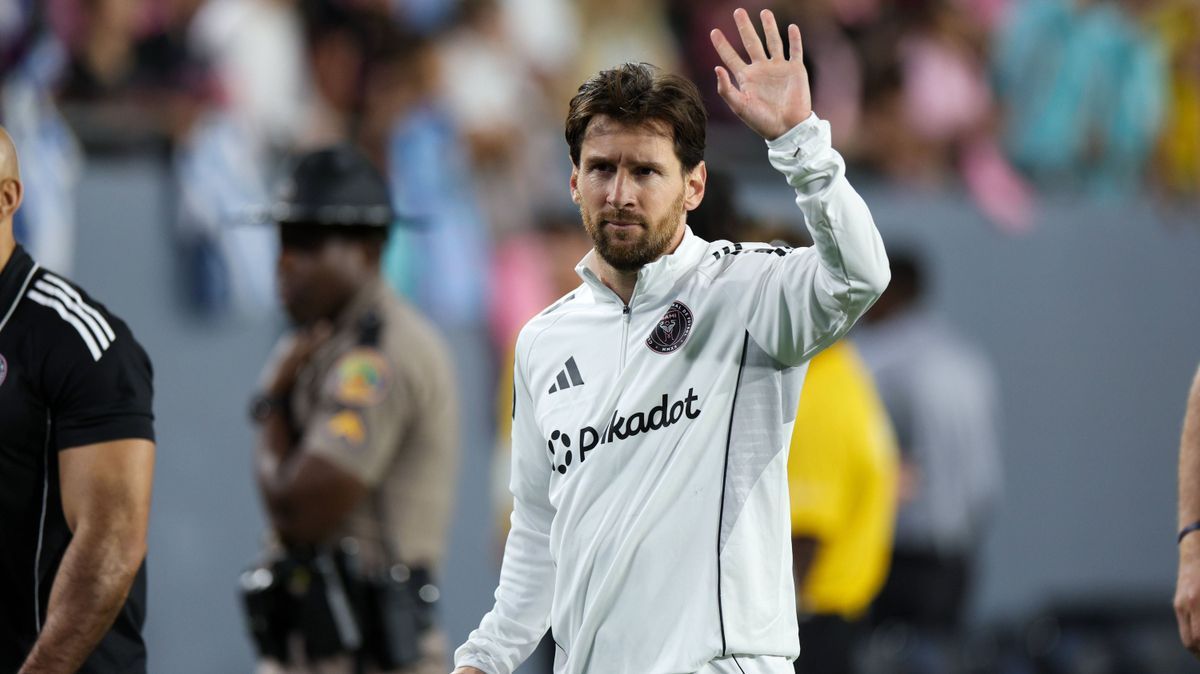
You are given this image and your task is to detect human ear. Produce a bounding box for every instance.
[0,178,23,219]
[569,167,581,205]
[683,161,706,211]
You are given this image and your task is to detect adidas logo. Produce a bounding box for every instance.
[548,357,585,394]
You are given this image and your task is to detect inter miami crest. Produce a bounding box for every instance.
[646,301,694,354]
[0,354,6,388]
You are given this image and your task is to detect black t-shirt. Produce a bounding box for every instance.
[0,246,155,673]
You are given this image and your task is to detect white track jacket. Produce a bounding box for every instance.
[455,114,890,674]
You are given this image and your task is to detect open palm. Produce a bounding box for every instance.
[710,8,813,141]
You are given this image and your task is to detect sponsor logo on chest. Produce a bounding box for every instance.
[546,388,702,475]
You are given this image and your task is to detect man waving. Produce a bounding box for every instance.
[454,8,889,673]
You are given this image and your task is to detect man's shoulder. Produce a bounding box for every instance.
[534,284,589,320]
[339,289,451,393]
[516,285,589,343]
[376,290,448,355]
[696,239,799,275]
[18,267,134,363]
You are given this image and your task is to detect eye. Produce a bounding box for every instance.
[588,162,615,173]
[635,166,658,177]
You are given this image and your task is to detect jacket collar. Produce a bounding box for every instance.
[0,245,38,335]
[575,226,709,308]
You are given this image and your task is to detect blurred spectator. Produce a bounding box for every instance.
[488,209,590,356]
[790,339,899,674]
[52,0,212,155]
[573,0,680,82]
[1,4,83,274]
[499,0,580,86]
[173,108,278,314]
[189,0,312,148]
[437,0,562,236]
[247,144,459,674]
[993,0,1167,196]
[173,0,306,312]
[359,24,491,332]
[667,0,752,125]
[296,0,375,148]
[951,0,1012,31]
[391,0,460,33]
[1149,0,1200,199]
[1,1,37,71]
[769,1,866,153]
[856,1,1035,231]
[173,0,380,315]
[854,250,1002,634]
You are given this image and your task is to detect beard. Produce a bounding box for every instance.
[580,191,686,272]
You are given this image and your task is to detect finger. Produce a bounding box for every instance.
[789,23,804,63]
[760,9,784,60]
[714,66,738,103]
[733,7,767,63]
[709,29,747,77]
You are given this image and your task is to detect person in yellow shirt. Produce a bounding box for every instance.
[789,340,899,673]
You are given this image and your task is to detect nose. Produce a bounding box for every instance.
[606,170,635,209]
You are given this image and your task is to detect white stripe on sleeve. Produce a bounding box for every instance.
[32,279,112,350]
[26,289,104,361]
[41,274,116,341]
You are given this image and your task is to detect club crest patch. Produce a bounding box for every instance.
[0,354,7,388]
[646,301,694,354]
[332,349,391,407]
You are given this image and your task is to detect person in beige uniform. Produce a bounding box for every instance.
[246,144,459,674]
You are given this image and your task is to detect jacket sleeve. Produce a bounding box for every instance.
[720,113,889,367]
[454,332,556,674]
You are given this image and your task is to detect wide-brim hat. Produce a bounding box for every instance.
[262,143,396,228]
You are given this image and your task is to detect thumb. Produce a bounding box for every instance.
[714,66,738,105]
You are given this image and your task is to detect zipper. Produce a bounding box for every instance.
[582,265,637,373]
[620,304,631,372]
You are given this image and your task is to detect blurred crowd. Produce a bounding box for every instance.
[2,0,1199,330]
[3,2,1198,672]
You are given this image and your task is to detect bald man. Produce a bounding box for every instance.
[0,126,157,674]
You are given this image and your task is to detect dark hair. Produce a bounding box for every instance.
[565,63,707,171]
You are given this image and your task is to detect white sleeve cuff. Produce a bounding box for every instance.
[765,112,832,165]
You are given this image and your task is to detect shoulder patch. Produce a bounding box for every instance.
[327,410,367,448]
[331,348,392,407]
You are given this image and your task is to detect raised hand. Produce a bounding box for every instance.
[709,8,813,141]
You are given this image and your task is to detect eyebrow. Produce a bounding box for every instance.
[582,156,669,173]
